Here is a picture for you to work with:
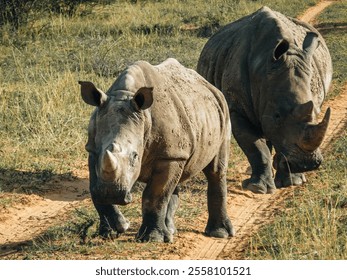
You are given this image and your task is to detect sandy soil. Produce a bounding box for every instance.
[0,178,90,249]
[297,1,335,23]
[0,0,344,259]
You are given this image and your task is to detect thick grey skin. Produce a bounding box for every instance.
[197,7,332,194]
[80,58,234,242]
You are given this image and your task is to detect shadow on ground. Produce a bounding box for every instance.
[0,168,90,202]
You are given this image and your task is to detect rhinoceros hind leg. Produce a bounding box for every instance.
[203,155,235,238]
[275,171,306,188]
[165,186,180,235]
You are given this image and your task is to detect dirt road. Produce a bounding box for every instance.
[0,0,345,259]
[297,0,335,23]
[0,178,89,247]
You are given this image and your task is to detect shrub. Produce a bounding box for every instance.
[0,0,98,29]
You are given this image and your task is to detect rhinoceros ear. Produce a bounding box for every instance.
[302,32,319,57]
[273,39,290,61]
[79,81,108,107]
[132,87,154,110]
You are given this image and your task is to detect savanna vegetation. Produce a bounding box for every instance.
[1,0,346,259]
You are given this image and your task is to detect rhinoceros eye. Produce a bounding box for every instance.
[274,112,282,125]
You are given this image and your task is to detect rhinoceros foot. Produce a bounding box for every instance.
[205,218,235,238]
[242,178,276,194]
[275,171,306,188]
[136,225,173,243]
[99,216,130,239]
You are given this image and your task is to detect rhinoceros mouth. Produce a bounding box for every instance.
[91,182,132,205]
[273,149,323,173]
[92,191,132,205]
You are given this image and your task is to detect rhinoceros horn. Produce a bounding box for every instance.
[100,150,118,182]
[299,107,331,152]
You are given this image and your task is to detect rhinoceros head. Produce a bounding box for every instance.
[79,81,153,205]
[265,101,330,173]
[260,32,330,174]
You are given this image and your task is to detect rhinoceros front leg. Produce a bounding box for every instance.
[231,111,276,194]
[136,160,184,243]
[203,147,235,238]
[92,201,130,238]
[88,155,129,238]
[273,153,307,187]
[275,171,307,188]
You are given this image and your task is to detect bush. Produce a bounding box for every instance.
[0,0,32,29]
[0,0,98,30]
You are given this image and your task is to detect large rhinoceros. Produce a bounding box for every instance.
[79,58,234,242]
[197,6,332,194]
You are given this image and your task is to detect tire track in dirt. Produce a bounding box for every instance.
[185,0,342,260]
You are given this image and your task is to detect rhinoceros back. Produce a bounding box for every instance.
[153,59,231,180]
[197,6,332,124]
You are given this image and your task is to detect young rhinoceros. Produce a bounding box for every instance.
[79,58,234,242]
[197,7,332,194]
